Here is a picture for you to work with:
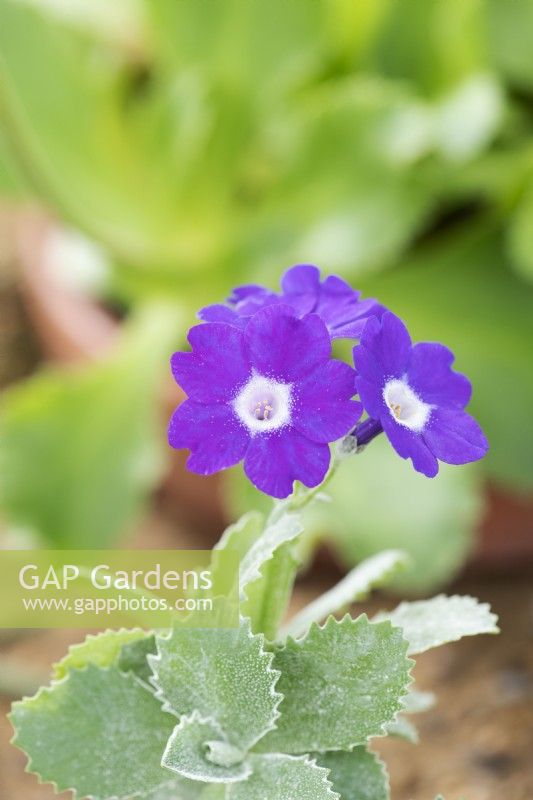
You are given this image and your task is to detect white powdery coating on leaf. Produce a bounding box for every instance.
[149,617,282,753]
[162,711,251,784]
[239,513,303,599]
[376,594,500,655]
[227,754,340,800]
[257,613,413,754]
[10,664,175,800]
[315,747,390,800]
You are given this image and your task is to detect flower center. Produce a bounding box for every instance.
[383,378,431,432]
[233,374,292,434]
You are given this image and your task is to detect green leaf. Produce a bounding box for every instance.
[214,511,265,556]
[376,594,499,655]
[147,0,326,99]
[0,0,228,273]
[214,510,301,640]
[10,664,176,799]
[162,712,250,784]
[239,512,303,598]
[227,754,339,800]
[264,77,435,275]
[432,73,503,162]
[486,0,533,90]
[508,182,533,284]
[384,688,435,743]
[242,542,301,640]
[0,302,181,547]
[0,120,28,194]
[52,628,148,680]
[143,778,207,800]
[238,512,304,639]
[281,550,408,640]
[315,748,390,800]
[303,437,482,593]
[385,716,419,744]
[118,632,157,685]
[257,614,412,753]
[403,689,435,714]
[151,617,281,752]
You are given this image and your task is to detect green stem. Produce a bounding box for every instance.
[267,451,343,525]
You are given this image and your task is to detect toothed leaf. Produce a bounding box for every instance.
[52,628,148,680]
[239,513,303,597]
[384,686,435,742]
[162,712,250,784]
[243,542,301,640]
[376,595,499,655]
[282,550,408,640]
[215,511,265,556]
[10,664,175,799]
[118,633,157,685]
[142,777,206,800]
[385,716,419,743]
[215,510,301,639]
[315,748,390,800]
[402,689,435,714]
[257,614,412,753]
[151,617,280,752]
[227,754,339,800]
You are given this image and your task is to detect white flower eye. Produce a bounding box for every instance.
[383,378,431,432]
[233,374,292,434]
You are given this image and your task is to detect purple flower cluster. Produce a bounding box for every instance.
[353,312,488,477]
[169,264,488,498]
[199,264,384,339]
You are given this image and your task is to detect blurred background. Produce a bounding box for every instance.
[0,1,532,798]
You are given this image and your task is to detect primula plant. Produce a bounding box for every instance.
[10,266,498,800]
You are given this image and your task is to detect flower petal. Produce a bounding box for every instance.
[353,342,387,420]
[236,296,280,317]
[280,263,321,315]
[359,312,411,377]
[407,343,472,408]
[382,415,439,477]
[329,299,386,339]
[244,428,330,498]
[171,323,251,403]
[293,361,362,443]
[197,304,247,327]
[168,400,250,474]
[245,305,331,382]
[423,407,489,465]
[229,284,275,304]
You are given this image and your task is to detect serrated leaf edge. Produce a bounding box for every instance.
[378,593,500,654]
[51,627,149,679]
[247,753,341,800]
[148,616,283,750]
[273,612,414,752]
[9,663,160,800]
[239,513,304,601]
[214,510,264,552]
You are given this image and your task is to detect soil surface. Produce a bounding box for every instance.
[1,566,532,800]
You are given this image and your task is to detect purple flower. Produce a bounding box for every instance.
[353,311,488,477]
[199,264,384,339]
[169,305,362,498]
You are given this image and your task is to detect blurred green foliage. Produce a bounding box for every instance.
[0,303,182,547]
[0,0,532,584]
